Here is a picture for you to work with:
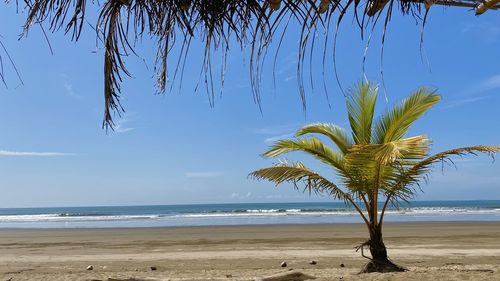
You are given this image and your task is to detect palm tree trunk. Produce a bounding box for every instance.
[360,225,406,273]
[368,226,388,261]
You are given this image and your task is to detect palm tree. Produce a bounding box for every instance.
[249,82,500,273]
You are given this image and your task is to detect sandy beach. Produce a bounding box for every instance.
[0,222,499,280]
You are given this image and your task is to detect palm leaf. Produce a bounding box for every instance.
[250,161,370,226]
[374,135,430,165]
[385,145,500,199]
[378,145,500,225]
[250,161,348,199]
[296,123,353,154]
[413,145,500,173]
[346,82,378,145]
[344,136,430,194]
[373,88,440,144]
[342,144,379,193]
[262,137,346,173]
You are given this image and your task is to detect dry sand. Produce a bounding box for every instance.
[0,222,499,280]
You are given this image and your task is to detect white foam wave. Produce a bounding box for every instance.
[0,207,498,223]
[0,214,159,223]
[246,209,280,213]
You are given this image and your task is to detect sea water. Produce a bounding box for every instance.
[0,201,498,228]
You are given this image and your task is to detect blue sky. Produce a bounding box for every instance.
[0,5,499,208]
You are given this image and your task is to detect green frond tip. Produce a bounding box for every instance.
[374,88,440,144]
[249,161,350,202]
[346,81,378,145]
[296,123,353,154]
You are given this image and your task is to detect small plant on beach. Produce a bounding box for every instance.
[250,81,500,273]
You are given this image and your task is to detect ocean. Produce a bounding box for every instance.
[0,201,499,228]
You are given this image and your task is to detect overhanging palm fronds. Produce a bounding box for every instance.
[0,40,24,89]
[7,0,498,129]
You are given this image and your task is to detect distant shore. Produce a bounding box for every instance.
[0,221,499,280]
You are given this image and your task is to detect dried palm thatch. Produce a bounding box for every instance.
[6,0,499,129]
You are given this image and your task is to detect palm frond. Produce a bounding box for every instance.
[250,161,350,201]
[373,88,440,144]
[343,136,430,194]
[296,123,353,154]
[374,135,430,165]
[346,81,378,145]
[385,145,500,198]
[414,145,500,172]
[99,0,130,130]
[250,160,370,225]
[341,144,378,193]
[262,137,347,173]
[378,145,500,225]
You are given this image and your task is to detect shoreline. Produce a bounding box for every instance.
[1,219,499,231]
[1,221,499,280]
[0,219,498,229]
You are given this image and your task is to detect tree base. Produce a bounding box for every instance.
[359,259,407,273]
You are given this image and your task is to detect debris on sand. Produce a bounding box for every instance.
[256,271,316,281]
[107,278,161,281]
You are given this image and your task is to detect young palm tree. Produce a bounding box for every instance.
[250,82,500,273]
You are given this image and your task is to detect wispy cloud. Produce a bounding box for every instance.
[442,96,490,109]
[114,114,135,134]
[61,74,81,98]
[461,22,500,44]
[481,74,500,89]
[264,133,295,144]
[443,74,499,109]
[231,192,252,200]
[254,124,298,135]
[275,52,298,76]
[185,172,222,178]
[255,124,299,144]
[0,150,75,157]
